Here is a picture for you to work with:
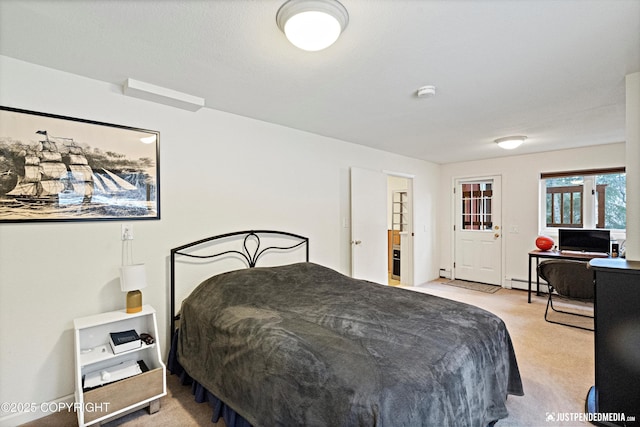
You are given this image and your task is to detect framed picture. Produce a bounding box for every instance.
[0,106,160,223]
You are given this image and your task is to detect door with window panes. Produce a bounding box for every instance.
[454,176,502,285]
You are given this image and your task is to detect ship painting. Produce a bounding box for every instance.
[5,130,150,210]
[0,107,159,222]
[6,131,93,203]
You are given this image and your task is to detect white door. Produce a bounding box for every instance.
[454,176,502,285]
[351,167,388,284]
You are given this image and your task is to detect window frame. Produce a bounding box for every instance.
[539,167,626,240]
[461,181,493,231]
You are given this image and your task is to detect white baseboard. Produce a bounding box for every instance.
[0,394,74,427]
[509,278,550,293]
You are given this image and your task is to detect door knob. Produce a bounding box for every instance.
[494,233,500,238]
[352,240,362,245]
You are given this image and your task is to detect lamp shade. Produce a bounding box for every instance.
[120,264,148,292]
[276,0,349,51]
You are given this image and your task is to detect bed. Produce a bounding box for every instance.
[168,230,523,427]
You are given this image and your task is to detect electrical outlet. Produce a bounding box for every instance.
[121,224,134,240]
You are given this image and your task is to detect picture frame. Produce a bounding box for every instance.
[0,106,160,223]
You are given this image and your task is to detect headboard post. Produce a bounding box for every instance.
[170,249,177,338]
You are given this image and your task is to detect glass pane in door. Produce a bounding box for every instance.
[461,182,493,230]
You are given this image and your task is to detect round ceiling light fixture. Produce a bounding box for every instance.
[276,0,349,51]
[495,135,527,150]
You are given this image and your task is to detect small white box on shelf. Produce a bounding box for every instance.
[83,359,143,389]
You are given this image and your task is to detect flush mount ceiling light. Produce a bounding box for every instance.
[276,0,349,51]
[495,136,527,150]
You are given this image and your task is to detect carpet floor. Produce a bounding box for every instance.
[23,281,593,426]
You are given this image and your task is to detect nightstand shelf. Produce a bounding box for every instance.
[79,342,156,366]
[73,305,166,426]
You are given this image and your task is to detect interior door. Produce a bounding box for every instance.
[351,167,388,284]
[454,176,502,285]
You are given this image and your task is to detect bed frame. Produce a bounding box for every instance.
[168,230,522,427]
[169,230,309,336]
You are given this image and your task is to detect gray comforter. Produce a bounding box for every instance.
[178,262,523,427]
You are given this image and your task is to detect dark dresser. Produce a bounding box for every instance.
[587,258,640,425]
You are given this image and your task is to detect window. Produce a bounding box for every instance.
[541,168,626,230]
[461,181,493,230]
[546,182,583,227]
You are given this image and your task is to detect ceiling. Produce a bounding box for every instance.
[1,0,639,164]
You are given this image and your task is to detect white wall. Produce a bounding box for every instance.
[438,143,626,287]
[0,56,440,425]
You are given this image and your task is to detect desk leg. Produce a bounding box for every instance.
[528,256,532,303]
[535,257,540,296]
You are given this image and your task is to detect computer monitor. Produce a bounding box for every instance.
[558,228,611,254]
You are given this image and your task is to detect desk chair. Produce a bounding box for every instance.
[537,259,594,331]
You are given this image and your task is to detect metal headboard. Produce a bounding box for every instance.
[169,230,309,335]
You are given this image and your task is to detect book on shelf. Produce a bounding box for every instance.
[109,329,141,354]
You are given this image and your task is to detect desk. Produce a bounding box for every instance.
[527,250,609,303]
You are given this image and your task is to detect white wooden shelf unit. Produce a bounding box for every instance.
[73,305,166,426]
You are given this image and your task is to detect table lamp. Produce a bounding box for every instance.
[120,264,148,314]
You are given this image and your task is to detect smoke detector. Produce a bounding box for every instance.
[417,85,436,98]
